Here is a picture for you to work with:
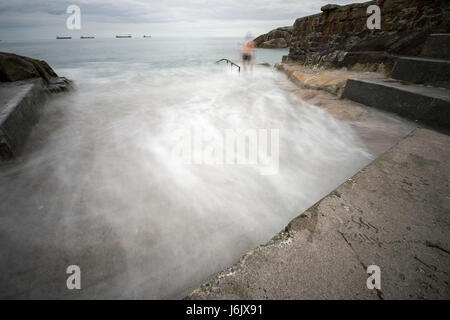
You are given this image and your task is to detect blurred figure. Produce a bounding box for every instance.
[241,33,256,73]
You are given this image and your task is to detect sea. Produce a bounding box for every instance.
[0,37,372,299]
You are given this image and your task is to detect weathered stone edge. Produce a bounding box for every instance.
[0,77,74,160]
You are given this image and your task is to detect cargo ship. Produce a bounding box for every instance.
[80,36,95,39]
[143,35,152,38]
[56,36,72,40]
[116,35,132,38]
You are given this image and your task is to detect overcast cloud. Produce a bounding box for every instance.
[0,0,363,39]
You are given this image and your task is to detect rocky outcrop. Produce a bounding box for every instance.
[287,0,450,71]
[260,38,287,49]
[0,52,72,92]
[0,53,73,160]
[254,26,293,48]
[0,52,58,83]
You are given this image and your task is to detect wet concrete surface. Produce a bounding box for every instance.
[188,127,450,299]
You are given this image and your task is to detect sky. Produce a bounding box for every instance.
[0,0,363,40]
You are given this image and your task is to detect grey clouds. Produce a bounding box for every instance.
[0,0,361,39]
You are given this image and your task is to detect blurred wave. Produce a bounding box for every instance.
[0,40,372,298]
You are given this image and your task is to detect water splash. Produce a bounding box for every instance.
[0,65,372,299]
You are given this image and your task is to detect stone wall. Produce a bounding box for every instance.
[287,0,450,71]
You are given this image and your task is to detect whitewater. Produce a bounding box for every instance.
[0,37,372,298]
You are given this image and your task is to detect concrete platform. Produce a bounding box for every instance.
[342,78,450,128]
[0,79,47,159]
[391,57,450,89]
[188,128,450,300]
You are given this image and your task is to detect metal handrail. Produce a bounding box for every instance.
[216,58,241,73]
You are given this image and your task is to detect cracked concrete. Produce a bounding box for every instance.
[187,127,450,300]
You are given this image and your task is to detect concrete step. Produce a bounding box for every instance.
[391,57,450,89]
[342,78,450,128]
[0,79,47,160]
[421,34,450,59]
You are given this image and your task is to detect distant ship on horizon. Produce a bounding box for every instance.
[56,36,72,40]
[116,35,132,38]
[143,35,152,38]
[80,36,95,39]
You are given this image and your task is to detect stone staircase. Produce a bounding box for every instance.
[343,34,450,128]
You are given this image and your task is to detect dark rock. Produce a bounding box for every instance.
[267,29,290,40]
[254,26,293,48]
[321,4,341,12]
[45,77,74,93]
[260,38,287,49]
[253,34,266,44]
[277,26,293,33]
[0,52,58,83]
